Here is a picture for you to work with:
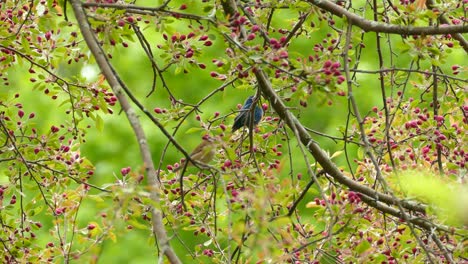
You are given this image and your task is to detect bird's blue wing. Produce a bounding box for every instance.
[232,96,261,132]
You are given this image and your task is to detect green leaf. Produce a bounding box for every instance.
[356,240,371,254]
[164,18,175,25]
[431,59,441,66]
[108,231,117,243]
[428,47,440,55]
[58,99,71,107]
[174,66,183,75]
[128,219,149,230]
[357,147,364,160]
[235,84,251,90]
[29,206,44,217]
[21,36,32,54]
[203,238,213,246]
[248,54,263,61]
[87,194,105,203]
[330,150,343,160]
[95,114,104,132]
[203,5,214,12]
[185,127,203,134]
[208,34,216,40]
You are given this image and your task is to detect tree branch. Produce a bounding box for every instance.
[358,193,451,233]
[82,2,213,22]
[307,0,468,36]
[254,69,426,214]
[425,0,468,53]
[69,1,181,263]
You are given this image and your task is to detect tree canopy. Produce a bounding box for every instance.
[0,0,467,263]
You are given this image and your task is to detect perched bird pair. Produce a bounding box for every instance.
[175,95,263,171]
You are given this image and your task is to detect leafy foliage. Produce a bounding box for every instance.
[0,0,466,263]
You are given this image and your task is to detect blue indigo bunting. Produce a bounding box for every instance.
[232,96,263,132]
[174,136,218,172]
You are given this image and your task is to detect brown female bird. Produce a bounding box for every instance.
[173,136,218,172]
